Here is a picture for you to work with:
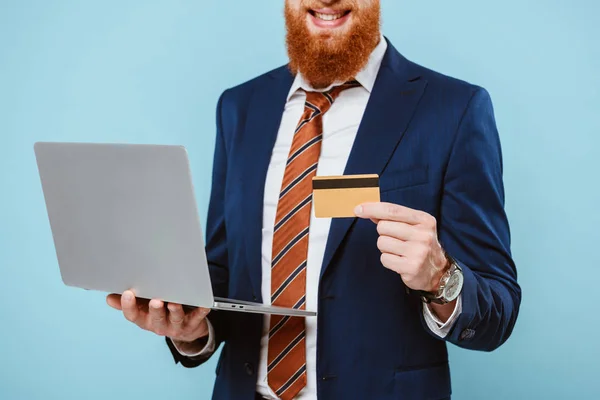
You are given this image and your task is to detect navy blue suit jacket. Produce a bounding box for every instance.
[167,39,521,400]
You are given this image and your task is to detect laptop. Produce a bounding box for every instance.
[34,142,315,317]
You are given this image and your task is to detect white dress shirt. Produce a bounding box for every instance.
[173,35,462,400]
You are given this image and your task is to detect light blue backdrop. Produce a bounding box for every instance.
[1,1,598,399]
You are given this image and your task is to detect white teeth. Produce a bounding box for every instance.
[314,12,344,21]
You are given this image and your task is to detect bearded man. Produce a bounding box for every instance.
[107,0,521,399]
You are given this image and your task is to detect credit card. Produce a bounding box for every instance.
[312,174,380,218]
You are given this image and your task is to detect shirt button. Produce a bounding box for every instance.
[244,362,254,376]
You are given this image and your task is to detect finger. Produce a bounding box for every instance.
[186,307,211,327]
[121,290,140,323]
[355,202,425,225]
[380,252,405,274]
[149,299,168,334]
[188,306,210,321]
[376,220,419,241]
[377,235,410,257]
[186,307,211,332]
[106,294,122,310]
[167,303,185,327]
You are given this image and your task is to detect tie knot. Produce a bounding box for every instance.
[327,79,362,98]
[304,80,361,114]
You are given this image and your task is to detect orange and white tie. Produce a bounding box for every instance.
[267,81,360,400]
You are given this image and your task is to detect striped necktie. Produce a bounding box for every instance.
[267,80,360,400]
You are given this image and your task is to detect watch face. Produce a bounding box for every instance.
[443,271,464,301]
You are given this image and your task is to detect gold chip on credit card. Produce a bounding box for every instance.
[312,174,380,218]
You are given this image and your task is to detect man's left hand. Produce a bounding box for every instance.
[354,202,447,293]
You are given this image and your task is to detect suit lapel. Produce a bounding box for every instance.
[319,43,428,281]
[241,68,294,300]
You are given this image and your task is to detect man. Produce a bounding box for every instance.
[107,0,521,399]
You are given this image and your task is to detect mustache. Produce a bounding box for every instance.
[300,0,357,11]
[285,0,380,89]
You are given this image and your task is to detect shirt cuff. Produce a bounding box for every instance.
[422,294,462,338]
[170,318,216,357]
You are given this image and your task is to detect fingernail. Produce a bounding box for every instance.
[354,205,363,216]
[151,300,161,309]
[123,292,132,301]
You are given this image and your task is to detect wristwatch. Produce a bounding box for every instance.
[419,255,464,305]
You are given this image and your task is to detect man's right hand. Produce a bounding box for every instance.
[106,290,211,349]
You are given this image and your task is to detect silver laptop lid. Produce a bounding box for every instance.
[34,142,215,307]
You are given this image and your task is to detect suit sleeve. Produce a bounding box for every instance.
[166,90,232,367]
[424,87,521,351]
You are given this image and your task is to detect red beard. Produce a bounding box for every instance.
[285,1,381,89]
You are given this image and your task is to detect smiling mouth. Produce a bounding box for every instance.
[308,10,351,22]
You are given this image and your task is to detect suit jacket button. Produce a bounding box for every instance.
[244,362,254,376]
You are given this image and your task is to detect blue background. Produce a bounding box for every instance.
[1,1,598,399]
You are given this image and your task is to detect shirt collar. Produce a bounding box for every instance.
[286,34,388,101]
